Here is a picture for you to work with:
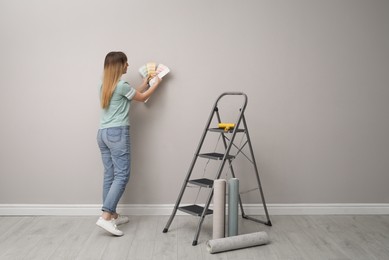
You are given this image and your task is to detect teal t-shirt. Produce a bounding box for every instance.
[99,80,136,129]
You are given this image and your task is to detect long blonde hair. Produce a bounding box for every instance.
[101,52,127,108]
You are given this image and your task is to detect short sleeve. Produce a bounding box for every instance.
[121,82,136,100]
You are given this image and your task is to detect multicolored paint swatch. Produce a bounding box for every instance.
[138,62,170,103]
[139,62,170,81]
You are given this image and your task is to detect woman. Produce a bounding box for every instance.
[96,51,161,236]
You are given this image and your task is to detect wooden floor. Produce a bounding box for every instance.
[0,215,388,259]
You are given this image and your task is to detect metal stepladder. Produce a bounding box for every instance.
[162,92,272,245]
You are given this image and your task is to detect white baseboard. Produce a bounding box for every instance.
[1,203,389,216]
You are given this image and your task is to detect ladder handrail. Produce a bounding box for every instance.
[213,92,248,113]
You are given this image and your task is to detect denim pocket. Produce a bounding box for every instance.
[107,127,122,143]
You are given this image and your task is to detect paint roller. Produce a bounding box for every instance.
[206,231,270,254]
[218,123,235,132]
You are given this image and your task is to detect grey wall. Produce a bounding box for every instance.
[1,0,388,205]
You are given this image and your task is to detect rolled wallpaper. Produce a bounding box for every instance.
[228,178,239,236]
[206,231,270,254]
[213,179,226,239]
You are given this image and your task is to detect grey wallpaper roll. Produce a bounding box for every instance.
[213,179,226,239]
[206,231,270,254]
[228,178,239,236]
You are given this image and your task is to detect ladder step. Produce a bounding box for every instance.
[188,178,214,188]
[178,205,213,216]
[208,128,245,133]
[198,152,235,160]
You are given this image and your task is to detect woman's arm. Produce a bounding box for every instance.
[133,76,162,102]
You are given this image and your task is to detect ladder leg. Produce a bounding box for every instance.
[192,189,214,245]
[163,181,185,233]
[192,154,228,245]
[192,155,227,245]
[192,216,205,246]
[163,150,200,232]
[163,145,202,232]
[242,115,272,226]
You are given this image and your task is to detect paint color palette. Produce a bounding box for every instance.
[139,62,170,79]
[148,64,170,86]
[139,62,170,81]
[138,62,170,103]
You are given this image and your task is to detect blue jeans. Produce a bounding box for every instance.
[97,126,131,213]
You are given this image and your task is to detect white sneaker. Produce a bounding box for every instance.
[96,217,124,236]
[113,215,129,225]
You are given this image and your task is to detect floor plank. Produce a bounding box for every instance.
[0,215,388,260]
[49,217,98,260]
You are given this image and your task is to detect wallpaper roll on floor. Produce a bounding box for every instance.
[213,179,226,239]
[228,178,239,236]
[206,232,270,254]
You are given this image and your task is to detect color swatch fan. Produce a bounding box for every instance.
[139,62,170,102]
